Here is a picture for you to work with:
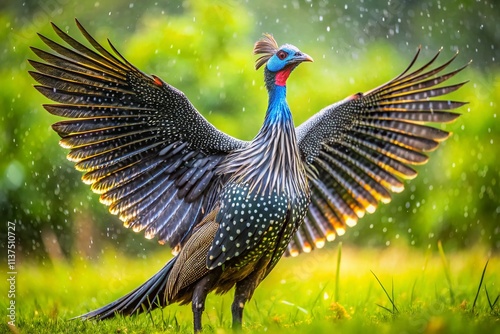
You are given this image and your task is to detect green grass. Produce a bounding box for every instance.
[4,244,499,334]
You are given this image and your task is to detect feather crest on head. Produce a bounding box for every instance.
[253,33,279,70]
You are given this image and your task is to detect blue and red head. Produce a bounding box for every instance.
[254,34,313,88]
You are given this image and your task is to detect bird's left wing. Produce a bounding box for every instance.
[289,48,469,256]
[29,20,247,250]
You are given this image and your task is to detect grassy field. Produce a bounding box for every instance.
[4,243,499,334]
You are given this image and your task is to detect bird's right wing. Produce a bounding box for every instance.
[290,48,469,256]
[29,20,247,250]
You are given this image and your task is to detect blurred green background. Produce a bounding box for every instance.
[1,0,499,263]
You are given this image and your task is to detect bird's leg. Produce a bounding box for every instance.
[231,267,266,330]
[192,268,221,333]
[231,288,247,331]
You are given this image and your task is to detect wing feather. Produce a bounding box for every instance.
[288,48,469,256]
[30,20,247,249]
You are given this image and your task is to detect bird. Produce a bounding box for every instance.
[29,19,468,332]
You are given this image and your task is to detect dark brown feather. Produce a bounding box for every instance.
[253,33,278,70]
[167,208,219,302]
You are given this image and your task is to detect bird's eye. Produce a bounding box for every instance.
[277,50,287,60]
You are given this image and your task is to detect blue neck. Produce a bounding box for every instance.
[221,82,305,196]
[264,85,292,125]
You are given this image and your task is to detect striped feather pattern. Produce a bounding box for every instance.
[29,20,246,249]
[289,48,469,256]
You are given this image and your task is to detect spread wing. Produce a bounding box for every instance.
[29,19,247,249]
[288,48,469,256]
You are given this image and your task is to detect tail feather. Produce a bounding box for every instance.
[75,258,175,320]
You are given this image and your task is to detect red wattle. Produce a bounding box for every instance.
[275,68,292,86]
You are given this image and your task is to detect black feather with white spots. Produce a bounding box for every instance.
[289,48,468,256]
[207,184,289,269]
[29,21,249,250]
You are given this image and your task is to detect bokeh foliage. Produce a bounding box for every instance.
[1,0,499,261]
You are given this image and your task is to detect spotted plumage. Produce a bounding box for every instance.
[208,183,307,270]
[30,20,469,332]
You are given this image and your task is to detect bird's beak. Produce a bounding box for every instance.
[294,52,314,63]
